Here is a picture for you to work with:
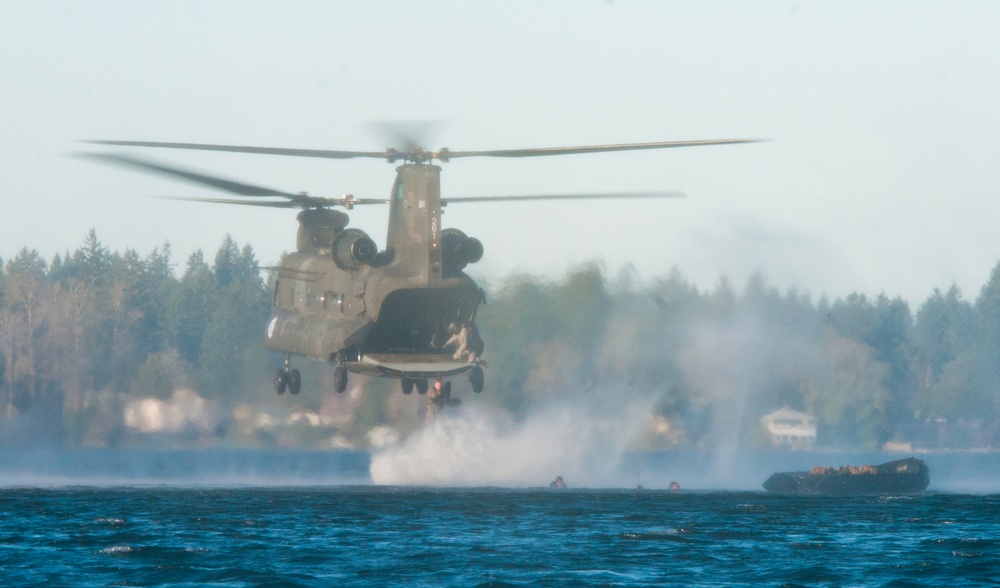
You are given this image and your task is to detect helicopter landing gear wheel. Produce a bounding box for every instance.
[275,368,300,395]
[415,379,428,395]
[401,378,415,395]
[334,366,348,393]
[470,366,484,393]
[287,369,301,395]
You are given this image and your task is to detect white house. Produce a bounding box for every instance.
[761,406,817,450]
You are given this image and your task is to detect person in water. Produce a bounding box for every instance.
[549,476,566,489]
[668,481,680,490]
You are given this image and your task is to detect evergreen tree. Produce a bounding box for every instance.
[197,275,270,402]
[144,243,179,351]
[198,239,269,402]
[213,234,241,288]
[238,244,263,288]
[73,228,112,286]
[169,250,218,365]
[870,294,915,437]
[912,285,976,419]
[5,248,47,278]
[828,293,874,342]
[971,262,1000,429]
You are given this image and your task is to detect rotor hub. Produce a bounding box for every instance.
[385,147,443,164]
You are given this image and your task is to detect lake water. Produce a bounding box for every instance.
[1,449,998,586]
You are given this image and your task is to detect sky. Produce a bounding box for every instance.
[2,1,999,306]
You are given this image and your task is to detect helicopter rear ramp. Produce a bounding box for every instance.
[347,353,475,378]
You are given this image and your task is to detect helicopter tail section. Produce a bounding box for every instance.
[384,165,445,284]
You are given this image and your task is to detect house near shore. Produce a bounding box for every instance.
[761,406,817,450]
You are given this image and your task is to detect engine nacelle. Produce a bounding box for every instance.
[296,208,349,252]
[441,228,484,272]
[332,228,377,270]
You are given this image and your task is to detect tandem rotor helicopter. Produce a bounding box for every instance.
[81,135,756,401]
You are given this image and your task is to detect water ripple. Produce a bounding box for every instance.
[0,488,996,586]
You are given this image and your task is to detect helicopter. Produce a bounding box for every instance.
[81,136,757,400]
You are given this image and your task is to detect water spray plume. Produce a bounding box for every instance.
[370,392,655,487]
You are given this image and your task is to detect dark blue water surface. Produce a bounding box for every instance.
[1,449,999,587]
[1,485,998,586]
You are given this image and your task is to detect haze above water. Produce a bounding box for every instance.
[3,2,1000,304]
[3,394,998,494]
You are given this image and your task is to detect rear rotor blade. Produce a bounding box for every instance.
[443,191,685,204]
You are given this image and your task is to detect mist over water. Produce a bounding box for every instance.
[675,319,766,487]
[0,448,371,488]
[370,390,655,487]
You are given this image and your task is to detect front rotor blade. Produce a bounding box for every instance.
[76,152,304,199]
[443,139,761,160]
[155,194,390,209]
[153,196,303,208]
[84,140,388,160]
[443,191,685,204]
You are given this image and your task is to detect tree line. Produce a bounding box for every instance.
[2,229,999,449]
[478,264,1000,450]
[0,230,271,444]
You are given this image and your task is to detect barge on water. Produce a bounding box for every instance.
[762,457,930,496]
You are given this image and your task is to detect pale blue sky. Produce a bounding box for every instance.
[2,1,999,304]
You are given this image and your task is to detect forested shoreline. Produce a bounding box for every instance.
[2,229,999,450]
